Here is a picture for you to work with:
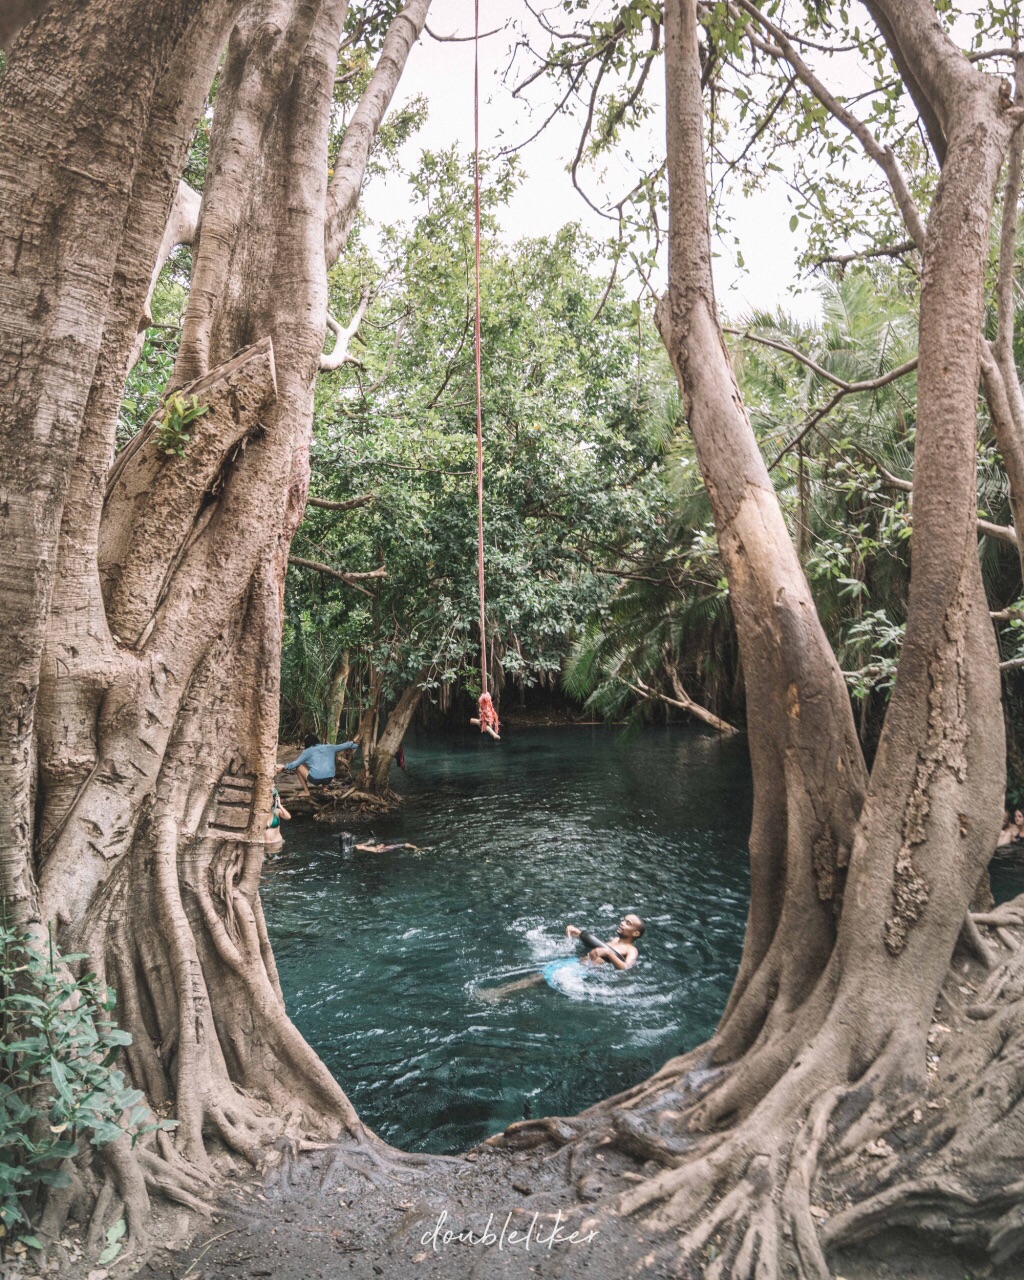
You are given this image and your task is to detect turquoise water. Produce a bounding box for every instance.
[261,726,752,1153]
[260,725,1024,1155]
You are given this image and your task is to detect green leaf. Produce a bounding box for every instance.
[98,1241,123,1265]
[789,214,799,232]
[48,1057,74,1110]
[106,1217,127,1246]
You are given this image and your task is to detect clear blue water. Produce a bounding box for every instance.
[260,725,1024,1155]
[260,726,752,1153]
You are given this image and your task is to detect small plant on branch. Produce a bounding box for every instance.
[152,391,209,458]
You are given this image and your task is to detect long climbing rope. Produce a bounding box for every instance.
[473,0,499,741]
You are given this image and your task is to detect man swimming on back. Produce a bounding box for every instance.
[477,913,645,1000]
[565,913,644,970]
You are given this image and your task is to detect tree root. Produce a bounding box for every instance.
[315,1134,460,1198]
[588,912,1024,1277]
[961,912,997,969]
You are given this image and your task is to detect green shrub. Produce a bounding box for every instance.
[0,925,171,1246]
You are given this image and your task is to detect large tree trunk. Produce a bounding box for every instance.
[1,0,433,1254]
[0,0,236,936]
[493,4,1020,1275]
[653,17,870,1071]
[63,0,378,1205]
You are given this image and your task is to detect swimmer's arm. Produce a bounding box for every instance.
[593,946,637,971]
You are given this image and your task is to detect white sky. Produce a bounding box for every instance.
[360,0,823,323]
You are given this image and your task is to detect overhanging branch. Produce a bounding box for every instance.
[305,493,374,512]
[288,557,386,596]
[624,676,737,734]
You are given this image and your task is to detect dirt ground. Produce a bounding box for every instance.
[72,1139,1010,1280]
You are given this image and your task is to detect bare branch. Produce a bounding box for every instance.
[726,327,917,393]
[725,0,927,249]
[325,0,432,265]
[288,557,387,595]
[424,22,503,42]
[345,460,473,476]
[624,676,737,734]
[716,73,797,183]
[319,286,371,372]
[747,343,918,472]
[305,493,374,512]
[978,516,1020,547]
[980,351,1024,578]
[813,240,917,268]
[873,461,1018,548]
[356,312,408,395]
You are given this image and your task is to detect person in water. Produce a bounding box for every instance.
[477,913,645,1000]
[265,786,291,847]
[566,913,644,970]
[280,733,359,798]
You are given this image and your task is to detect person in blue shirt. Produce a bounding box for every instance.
[280,733,359,797]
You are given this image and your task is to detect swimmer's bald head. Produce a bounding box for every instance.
[620,913,645,939]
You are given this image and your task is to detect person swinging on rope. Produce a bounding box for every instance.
[470,691,500,740]
[468,14,500,747]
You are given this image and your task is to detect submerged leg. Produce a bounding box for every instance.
[476,973,546,1002]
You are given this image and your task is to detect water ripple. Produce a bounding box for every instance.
[261,725,753,1153]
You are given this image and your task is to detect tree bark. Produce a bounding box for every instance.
[0,0,238,932]
[323,0,431,262]
[366,680,424,794]
[654,0,869,1063]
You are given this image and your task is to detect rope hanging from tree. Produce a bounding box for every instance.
[472,0,499,742]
